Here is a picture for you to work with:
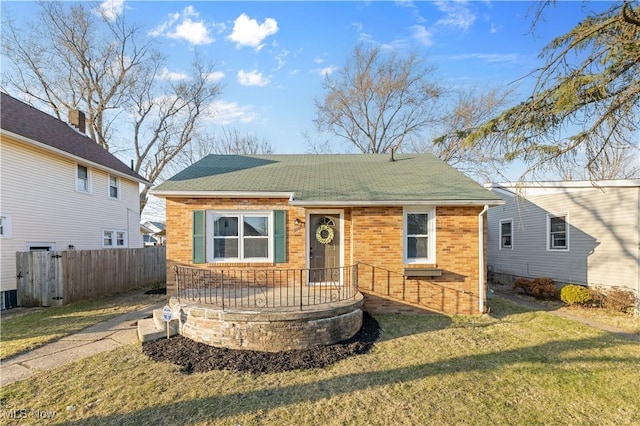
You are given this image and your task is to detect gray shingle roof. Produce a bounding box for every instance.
[153,154,502,204]
[1,92,147,184]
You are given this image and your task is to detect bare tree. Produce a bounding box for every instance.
[1,2,222,212]
[411,86,517,182]
[314,43,444,153]
[465,1,640,180]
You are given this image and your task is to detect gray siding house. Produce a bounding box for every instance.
[485,180,639,298]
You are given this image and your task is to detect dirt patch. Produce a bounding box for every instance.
[142,311,380,374]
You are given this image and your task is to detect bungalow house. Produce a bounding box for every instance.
[485,180,640,298]
[0,92,147,309]
[151,153,503,315]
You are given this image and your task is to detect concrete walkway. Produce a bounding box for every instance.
[1,301,163,387]
[491,286,640,342]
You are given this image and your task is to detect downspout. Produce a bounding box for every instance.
[478,205,489,314]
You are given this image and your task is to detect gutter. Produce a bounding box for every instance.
[478,204,489,314]
[150,189,504,207]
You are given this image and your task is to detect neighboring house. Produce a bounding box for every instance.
[141,221,166,246]
[0,92,148,309]
[151,154,503,315]
[485,180,640,297]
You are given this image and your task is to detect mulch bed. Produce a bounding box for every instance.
[142,311,380,374]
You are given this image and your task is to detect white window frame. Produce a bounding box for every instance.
[108,175,120,200]
[547,213,569,251]
[0,213,12,238]
[103,230,128,248]
[499,218,513,250]
[206,211,273,263]
[26,242,56,251]
[76,164,91,193]
[403,207,436,264]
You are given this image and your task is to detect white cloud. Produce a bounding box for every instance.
[228,13,278,49]
[207,100,257,125]
[434,1,476,31]
[158,67,189,81]
[318,66,338,77]
[204,71,225,82]
[99,0,124,21]
[237,70,270,87]
[150,6,214,45]
[411,25,433,46]
[168,18,213,45]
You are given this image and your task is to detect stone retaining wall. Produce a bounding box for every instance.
[170,294,364,352]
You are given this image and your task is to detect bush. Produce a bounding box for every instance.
[560,285,592,305]
[512,277,557,300]
[602,288,637,313]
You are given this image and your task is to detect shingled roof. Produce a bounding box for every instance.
[152,154,502,206]
[0,92,147,184]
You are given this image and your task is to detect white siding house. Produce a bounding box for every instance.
[485,180,640,298]
[0,92,148,309]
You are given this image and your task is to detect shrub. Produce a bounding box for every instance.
[530,278,558,299]
[602,288,637,313]
[560,285,592,305]
[512,277,557,300]
[512,278,532,293]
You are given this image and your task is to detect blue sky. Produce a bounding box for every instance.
[2,1,614,171]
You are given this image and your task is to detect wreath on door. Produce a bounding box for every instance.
[315,224,334,244]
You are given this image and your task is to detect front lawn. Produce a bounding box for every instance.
[1,296,639,425]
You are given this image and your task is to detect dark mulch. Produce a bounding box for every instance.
[142,311,380,374]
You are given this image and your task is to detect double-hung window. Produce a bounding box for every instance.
[77,165,89,192]
[209,212,271,262]
[109,175,119,199]
[548,214,568,250]
[500,219,513,249]
[404,207,435,264]
[103,230,127,248]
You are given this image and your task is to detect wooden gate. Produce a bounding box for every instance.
[16,251,64,307]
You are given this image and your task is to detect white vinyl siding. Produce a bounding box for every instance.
[487,184,639,293]
[0,136,142,292]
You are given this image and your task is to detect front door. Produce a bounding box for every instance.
[309,213,341,285]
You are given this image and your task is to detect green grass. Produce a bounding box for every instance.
[1,296,639,425]
[0,289,164,360]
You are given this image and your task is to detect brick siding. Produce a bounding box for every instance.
[165,198,486,315]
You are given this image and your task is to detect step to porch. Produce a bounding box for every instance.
[137,308,179,343]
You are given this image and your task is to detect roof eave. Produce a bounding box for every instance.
[150,189,504,206]
[150,190,296,200]
[291,199,504,207]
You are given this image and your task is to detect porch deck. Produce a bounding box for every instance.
[174,264,359,312]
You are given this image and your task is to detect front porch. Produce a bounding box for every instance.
[174,264,359,312]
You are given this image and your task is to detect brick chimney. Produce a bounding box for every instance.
[69,109,86,134]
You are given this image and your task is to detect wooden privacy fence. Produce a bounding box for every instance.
[16,247,166,307]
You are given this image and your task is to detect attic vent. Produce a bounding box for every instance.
[69,109,86,134]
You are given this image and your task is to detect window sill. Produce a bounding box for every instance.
[403,268,442,278]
